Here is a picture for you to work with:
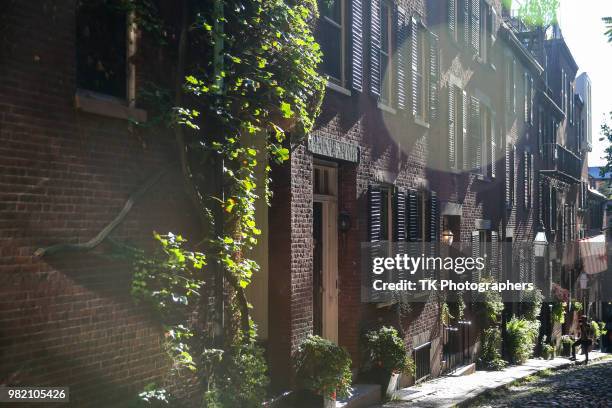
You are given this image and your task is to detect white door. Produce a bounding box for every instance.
[313,165,339,343]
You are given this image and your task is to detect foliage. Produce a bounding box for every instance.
[591,321,608,339]
[295,335,352,399]
[552,302,567,324]
[517,0,559,28]
[604,17,612,43]
[520,288,543,321]
[571,300,583,313]
[131,384,180,407]
[505,316,539,364]
[477,327,507,371]
[476,278,504,327]
[363,327,414,375]
[127,0,325,404]
[132,233,206,372]
[561,335,574,345]
[440,302,454,326]
[541,343,555,360]
[204,344,269,408]
[599,112,612,178]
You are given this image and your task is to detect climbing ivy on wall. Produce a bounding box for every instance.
[125,0,325,405]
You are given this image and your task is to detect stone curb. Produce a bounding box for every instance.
[454,354,609,408]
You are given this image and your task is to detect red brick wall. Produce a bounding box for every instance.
[0,2,196,406]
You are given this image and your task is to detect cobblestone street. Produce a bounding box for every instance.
[468,359,612,408]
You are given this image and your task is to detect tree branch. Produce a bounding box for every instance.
[34,167,168,257]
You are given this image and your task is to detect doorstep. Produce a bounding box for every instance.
[337,384,381,408]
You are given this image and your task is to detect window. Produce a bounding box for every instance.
[318,0,345,85]
[415,27,427,119]
[76,1,128,99]
[467,96,495,177]
[561,68,566,113]
[379,1,393,105]
[480,0,495,63]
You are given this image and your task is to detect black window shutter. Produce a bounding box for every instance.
[428,191,440,242]
[462,0,470,46]
[368,185,383,242]
[523,150,529,208]
[351,0,364,92]
[529,152,535,208]
[524,72,529,123]
[469,96,481,172]
[470,0,480,54]
[448,0,456,38]
[462,90,469,170]
[397,8,408,110]
[407,189,419,242]
[393,189,407,242]
[410,17,419,117]
[448,86,456,168]
[429,32,439,121]
[370,0,381,97]
[491,230,499,280]
[490,113,496,178]
[471,231,481,284]
[505,143,514,207]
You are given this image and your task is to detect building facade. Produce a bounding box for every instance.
[0,0,605,405]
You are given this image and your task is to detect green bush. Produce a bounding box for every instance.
[591,321,608,338]
[205,344,269,408]
[475,278,504,327]
[363,327,414,375]
[541,343,555,360]
[551,302,567,324]
[520,289,543,321]
[477,327,507,370]
[505,316,539,364]
[295,335,352,399]
[571,300,583,312]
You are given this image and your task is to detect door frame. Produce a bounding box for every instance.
[313,163,339,343]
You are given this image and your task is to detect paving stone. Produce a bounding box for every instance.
[379,352,609,408]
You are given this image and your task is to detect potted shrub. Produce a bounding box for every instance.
[505,316,539,364]
[295,335,352,408]
[363,326,414,398]
[561,335,574,357]
[541,343,555,360]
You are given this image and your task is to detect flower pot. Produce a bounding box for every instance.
[561,343,572,357]
[386,372,400,398]
[323,395,336,408]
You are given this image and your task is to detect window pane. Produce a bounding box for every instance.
[319,0,341,24]
[318,22,342,80]
[76,0,127,99]
[381,3,389,54]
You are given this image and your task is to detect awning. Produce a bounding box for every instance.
[579,234,607,275]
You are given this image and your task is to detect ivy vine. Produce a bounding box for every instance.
[123,0,325,405]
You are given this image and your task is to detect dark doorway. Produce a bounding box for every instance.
[313,202,323,337]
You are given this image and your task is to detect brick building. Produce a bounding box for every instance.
[0,0,604,405]
[0,2,195,406]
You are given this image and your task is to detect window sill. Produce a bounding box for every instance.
[326,81,352,96]
[75,90,147,122]
[377,102,397,115]
[414,117,430,129]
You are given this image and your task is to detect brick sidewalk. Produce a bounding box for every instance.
[380,351,609,408]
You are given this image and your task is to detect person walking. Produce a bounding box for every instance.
[570,315,593,364]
